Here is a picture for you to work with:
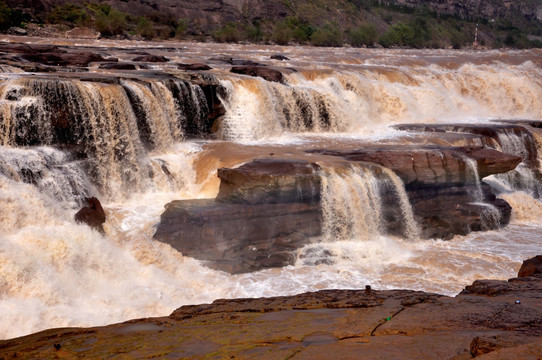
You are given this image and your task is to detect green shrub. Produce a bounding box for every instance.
[137,16,155,39]
[311,23,343,47]
[246,21,263,42]
[175,18,189,39]
[47,3,88,26]
[212,23,241,42]
[0,1,29,30]
[271,20,292,44]
[348,24,378,47]
[271,17,313,44]
[94,8,127,36]
[379,17,431,48]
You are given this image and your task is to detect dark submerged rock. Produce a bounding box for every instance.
[99,62,137,70]
[177,63,212,71]
[230,65,284,83]
[132,55,169,62]
[271,54,290,61]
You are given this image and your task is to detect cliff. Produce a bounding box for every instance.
[3,0,542,48]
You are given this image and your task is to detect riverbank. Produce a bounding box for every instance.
[1,256,541,359]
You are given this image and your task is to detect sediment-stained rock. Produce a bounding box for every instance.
[1,267,540,359]
[155,146,519,271]
[153,198,321,273]
[216,158,321,204]
[230,65,285,83]
[19,52,106,67]
[74,197,106,234]
[311,146,521,187]
[395,123,540,170]
[518,255,542,277]
[410,183,512,239]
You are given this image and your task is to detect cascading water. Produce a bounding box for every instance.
[319,165,385,242]
[299,163,418,266]
[0,76,210,200]
[494,130,541,197]
[1,44,542,341]
[218,61,542,141]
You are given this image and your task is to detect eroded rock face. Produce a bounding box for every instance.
[311,146,521,187]
[410,184,512,239]
[154,145,519,272]
[19,52,106,67]
[153,199,321,273]
[216,158,321,204]
[518,255,542,277]
[1,268,541,359]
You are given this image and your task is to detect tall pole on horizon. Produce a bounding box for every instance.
[474,23,479,48]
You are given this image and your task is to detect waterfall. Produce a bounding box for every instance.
[0,77,210,200]
[319,164,418,242]
[217,61,542,141]
[495,130,541,198]
[464,156,484,202]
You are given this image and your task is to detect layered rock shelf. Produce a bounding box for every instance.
[154,146,522,273]
[1,256,541,359]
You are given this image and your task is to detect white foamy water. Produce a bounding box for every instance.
[219,60,542,141]
[1,44,541,340]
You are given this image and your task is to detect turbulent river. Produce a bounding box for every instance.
[1,38,541,339]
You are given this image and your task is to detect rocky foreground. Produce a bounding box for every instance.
[0,256,541,359]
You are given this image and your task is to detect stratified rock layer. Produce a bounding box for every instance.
[154,145,520,272]
[1,263,541,359]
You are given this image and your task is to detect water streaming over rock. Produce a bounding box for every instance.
[319,163,418,243]
[494,130,542,197]
[0,76,210,200]
[1,44,541,340]
[218,61,542,141]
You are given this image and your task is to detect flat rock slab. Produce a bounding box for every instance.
[1,274,541,359]
[310,146,521,187]
[154,198,322,273]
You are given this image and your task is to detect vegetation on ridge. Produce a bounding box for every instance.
[0,0,541,48]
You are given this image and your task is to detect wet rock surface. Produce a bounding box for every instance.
[230,65,285,83]
[1,267,541,359]
[153,199,321,273]
[518,255,542,277]
[311,146,521,187]
[155,145,520,271]
[74,197,106,234]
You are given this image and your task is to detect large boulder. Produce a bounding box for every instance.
[230,65,284,83]
[518,255,542,277]
[74,197,106,234]
[20,52,106,67]
[410,183,511,239]
[216,158,321,204]
[153,199,321,273]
